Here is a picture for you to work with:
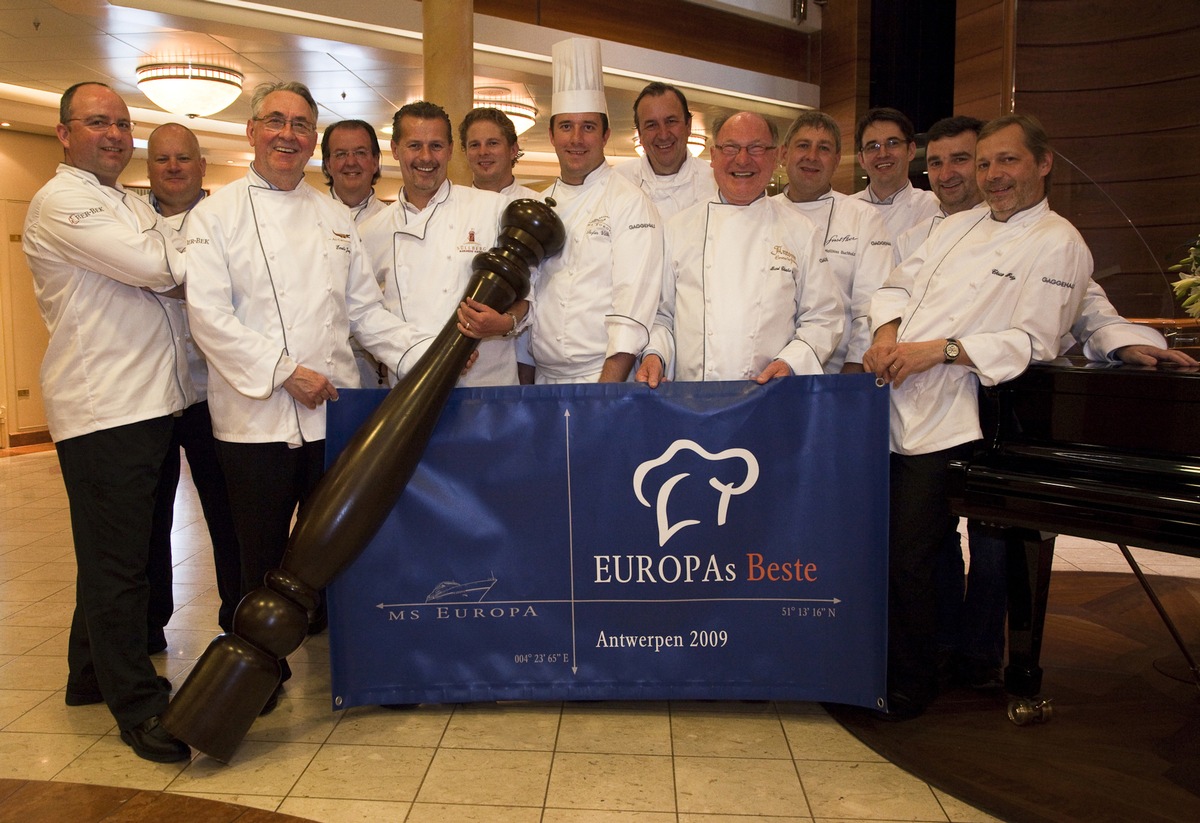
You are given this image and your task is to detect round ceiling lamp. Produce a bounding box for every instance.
[136,62,244,118]
[473,86,538,136]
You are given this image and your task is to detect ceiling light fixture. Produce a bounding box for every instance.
[473,86,538,136]
[136,62,244,118]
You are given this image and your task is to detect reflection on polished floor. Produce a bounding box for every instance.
[2,446,1197,822]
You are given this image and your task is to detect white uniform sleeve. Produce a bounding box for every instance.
[776,234,845,375]
[34,186,182,290]
[644,219,679,372]
[604,195,664,359]
[870,248,924,336]
[845,207,893,365]
[1074,279,1168,360]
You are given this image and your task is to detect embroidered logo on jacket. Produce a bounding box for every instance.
[457,228,486,254]
[68,207,104,225]
[991,268,1016,281]
[586,217,611,238]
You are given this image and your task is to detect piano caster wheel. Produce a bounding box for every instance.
[1007,697,1053,726]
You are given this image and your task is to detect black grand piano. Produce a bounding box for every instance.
[946,358,1200,720]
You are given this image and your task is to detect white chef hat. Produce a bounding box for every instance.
[551,37,608,116]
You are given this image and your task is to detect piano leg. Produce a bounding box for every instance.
[1004,528,1056,698]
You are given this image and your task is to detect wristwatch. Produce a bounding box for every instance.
[943,338,961,364]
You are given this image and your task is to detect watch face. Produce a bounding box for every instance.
[945,341,961,360]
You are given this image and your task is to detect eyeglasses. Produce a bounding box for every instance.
[254,116,316,137]
[713,143,775,158]
[65,117,135,133]
[330,148,373,162]
[860,137,907,155]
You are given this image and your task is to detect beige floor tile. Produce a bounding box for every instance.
[52,732,191,789]
[418,747,552,806]
[167,739,321,795]
[780,710,887,762]
[557,705,672,755]
[0,730,100,779]
[280,796,414,823]
[0,599,74,628]
[0,688,55,727]
[243,696,342,745]
[176,791,285,812]
[440,702,561,750]
[7,693,117,735]
[682,815,810,823]
[0,561,41,582]
[670,699,778,714]
[674,755,809,817]
[13,562,76,583]
[931,787,1006,823]
[326,703,452,747]
[547,810,678,823]
[0,651,63,689]
[0,623,63,655]
[671,711,791,758]
[407,802,542,822]
[27,627,69,657]
[796,761,947,821]
[0,579,71,604]
[546,752,675,813]
[158,628,225,662]
[280,660,333,699]
[289,742,433,802]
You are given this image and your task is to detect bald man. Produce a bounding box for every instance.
[144,124,241,641]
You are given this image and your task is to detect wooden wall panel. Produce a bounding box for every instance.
[472,0,814,82]
[954,0,1009,120]
[1013,0,1200,318]
[818,0,872,193]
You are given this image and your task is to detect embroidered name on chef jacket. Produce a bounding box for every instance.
[586,216,611,239]
[770,245,798,271]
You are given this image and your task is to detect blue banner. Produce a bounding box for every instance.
[326,375,889,710]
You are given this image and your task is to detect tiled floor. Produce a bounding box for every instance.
[2,447,1196,823]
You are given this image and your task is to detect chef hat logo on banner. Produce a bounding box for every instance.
[551,37,608,117]
[632,439,761,548]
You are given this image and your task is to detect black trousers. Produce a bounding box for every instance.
[148,402,243,634]
[887,442,975,706]
[216,439,325,675]
[58,416,175,731]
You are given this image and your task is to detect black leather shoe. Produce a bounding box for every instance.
[65,675,173,707]
[120,716,190,763]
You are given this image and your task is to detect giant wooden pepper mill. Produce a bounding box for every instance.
[162,199,564,762]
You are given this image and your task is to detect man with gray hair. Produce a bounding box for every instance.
[638,111,842,386]
[775,111,892,373]
[185,82,418,711]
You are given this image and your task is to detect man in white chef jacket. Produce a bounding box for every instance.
[636,111,843,387]
[897,114,1196,692]
[322,119,390,388]
[775,111,892,374]
[359,100,519,386]
[863,114,1092,719]
[459,106,542,383]
[23,82,190,762]
[613,82,717,221]
[530,37,663,384]
[851,107,940,243]
[185,82,418,710]
[143,123,241,641]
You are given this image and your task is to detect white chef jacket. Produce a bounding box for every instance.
[185,167,415,446]
[332,187,388,226]
[897,204,1168,360]
[23,164,188,442]
[647,193,844,381]
[532,164,664,383]
[852,181,941,244]
[613,154,718,221]
[146,195,210,405]
[332,188,391,388]
[497,180,543,201]
[870,199,1091,456]
[359,180,517,386]
[774,190,892,372]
